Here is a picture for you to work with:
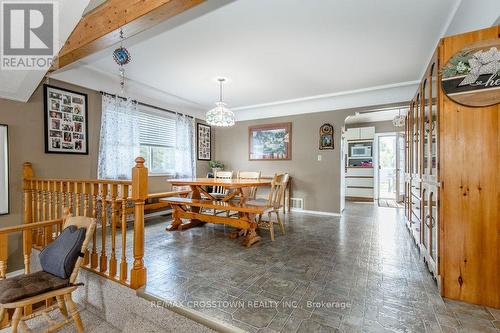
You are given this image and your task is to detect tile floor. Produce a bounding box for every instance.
[138,202,500,333]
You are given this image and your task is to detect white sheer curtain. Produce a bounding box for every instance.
[174,114,195,178]
[98,95,140,179]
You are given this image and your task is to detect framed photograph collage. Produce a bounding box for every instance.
[197,123,211,160]
[44,85,89,154]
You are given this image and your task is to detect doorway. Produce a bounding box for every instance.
[377,133,404,202]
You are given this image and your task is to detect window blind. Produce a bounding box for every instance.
[136,107,176,147]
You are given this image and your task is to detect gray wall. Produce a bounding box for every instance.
[215,110,353,213]
[0,79,209,271]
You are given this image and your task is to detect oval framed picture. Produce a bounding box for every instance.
[441,38,500,107]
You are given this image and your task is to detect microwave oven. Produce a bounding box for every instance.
[351,146,372,157]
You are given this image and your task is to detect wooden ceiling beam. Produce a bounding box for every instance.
[53,0,204,70]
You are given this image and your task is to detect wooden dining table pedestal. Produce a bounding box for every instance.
[164,178,272,246]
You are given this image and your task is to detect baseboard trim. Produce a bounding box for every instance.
[145,209,173,219]
[6,268,24,278]
[290,208,341,216]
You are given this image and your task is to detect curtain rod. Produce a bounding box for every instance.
[99,91,194,119]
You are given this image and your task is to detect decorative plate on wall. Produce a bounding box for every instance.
[441,38,500,107]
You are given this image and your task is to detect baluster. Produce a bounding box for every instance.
[83,182,90,265]
[100,183,108,273]
[67,182,74,214]
[0,234,7,279]
[47,182,54,244]
[23,163,33,273]
[62,182,68,216]
[36,181,43,246]
[83,183,90,216]
[23,229,32,275]
[48,181,54,221]
[42,181,48,221]
[42,182,52,245]
[55,181,62,235]
[31,180,37,243]
[109,184,118,277]
[120,184,129,282]
[90,183,99,269]
[75,182,81,216]
[130,157,148,289]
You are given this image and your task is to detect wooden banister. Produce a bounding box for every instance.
[0,219,64,279]
[0,219,64,235]
[17,157,149,289]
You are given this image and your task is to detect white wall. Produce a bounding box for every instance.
[445,0,500,36]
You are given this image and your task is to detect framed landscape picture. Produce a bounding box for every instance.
[197,123,211,160]
[44,85,88,154]
[0,124,8,215]
[249,122,291,160]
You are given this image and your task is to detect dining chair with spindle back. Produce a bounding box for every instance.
[209,171,233,199]
[237,171,261,200]
[207,171,233,215]
[253,173,289,241]
[0,213,96,333]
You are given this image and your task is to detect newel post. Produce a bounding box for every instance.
[130,157,148,289]
[23,162,34,274]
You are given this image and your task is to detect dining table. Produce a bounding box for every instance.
[165,177,272,234]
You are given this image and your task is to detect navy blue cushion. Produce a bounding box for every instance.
[39,225,86,279]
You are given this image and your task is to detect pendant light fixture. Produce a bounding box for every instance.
[392,108,405,127]
[206,78,235,127]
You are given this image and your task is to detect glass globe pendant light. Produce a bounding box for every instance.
[206,78,235,127]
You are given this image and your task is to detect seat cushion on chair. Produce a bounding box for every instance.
[0,271,69,304]
[39,225,86,279]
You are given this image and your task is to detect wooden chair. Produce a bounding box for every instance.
[254,173,289,241]
[209,171,233,199]
[237,171,261,200]
[226,171,261,217]
[0,215,96,333]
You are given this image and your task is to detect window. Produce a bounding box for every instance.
[137,107,177,175]
[98,95,195,179]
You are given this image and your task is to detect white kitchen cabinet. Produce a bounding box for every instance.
[345,127,375,140]
[359,127,375,140]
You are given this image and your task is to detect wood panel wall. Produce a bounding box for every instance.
[439,26,500,308]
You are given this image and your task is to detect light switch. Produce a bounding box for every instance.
[317,154,322,161]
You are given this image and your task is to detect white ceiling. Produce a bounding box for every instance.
[0,0,90,102]
[59,0,458,107]
[48,0,500,120]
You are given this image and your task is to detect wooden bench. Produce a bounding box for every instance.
[161,196,272,246]
[116,190,191,226]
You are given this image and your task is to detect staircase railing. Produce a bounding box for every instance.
[0,157,148,290]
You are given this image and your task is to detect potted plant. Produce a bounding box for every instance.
[208,160,224,175]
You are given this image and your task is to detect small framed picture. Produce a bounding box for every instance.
[197,123,211,160]
[44,85,88,154]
